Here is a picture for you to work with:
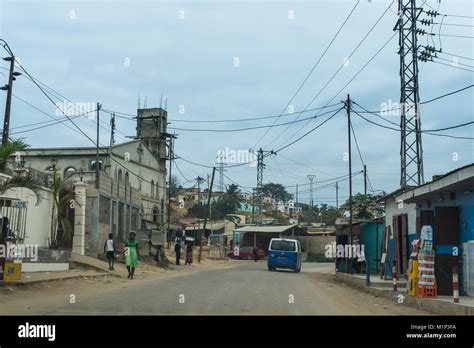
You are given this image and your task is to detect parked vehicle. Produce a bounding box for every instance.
[227,246,266,260]
[267,238,302,273]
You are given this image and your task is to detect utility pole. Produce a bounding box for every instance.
[296,184,299,205]
[95,103,102,189]
[307,175,315,208]
[1,40,21,145]
[217,153,225,192]
[256,148,264,225]
[335,182,339,209]
[364,164,367,195]
[110,112,116,147]
[252,188,256,224]
[396,0,424,187]
[198,167,215,263]
[167,133,177,241]
[346,94,353,273]
[196,176,204,203]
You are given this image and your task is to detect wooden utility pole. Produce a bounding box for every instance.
[346,94,353,273]
[364,164,367,195]
[1,56,14,145]
[198,167,215,263]
[167,133,177,244]
[95,103,101,189]
[335,182,339,209]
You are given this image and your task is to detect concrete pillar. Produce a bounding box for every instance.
[73,182,87,255]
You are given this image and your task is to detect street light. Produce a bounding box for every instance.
[79,168,84,182]
[50,158,58,171]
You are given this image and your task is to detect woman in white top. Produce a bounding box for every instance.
[104,233,116,270]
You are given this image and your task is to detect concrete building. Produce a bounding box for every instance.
[13,107,171,258]
[396,163,474,296]
[378,187,417,276]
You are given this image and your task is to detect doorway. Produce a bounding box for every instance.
[434,206,460,296]
[392,214,408,275]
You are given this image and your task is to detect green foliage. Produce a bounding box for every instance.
[0,173,44,203]
[299,203,341,225]
[0,139,29,172]
[257,183,293,203]
[188,184,242,219]
[340,193,384,219]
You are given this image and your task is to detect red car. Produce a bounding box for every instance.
[227,246,266,260]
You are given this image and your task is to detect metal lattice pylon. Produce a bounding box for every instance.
[397,0,424,188]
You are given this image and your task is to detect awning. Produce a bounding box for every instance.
[234,225,297,234]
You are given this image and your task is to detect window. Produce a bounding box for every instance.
[151,180,155,199]
[125,172,129,186]
[152,205,159,223]
[64,166,76,177]
[90,160,103,171]
[117,169,122,196]
[270,240,296,251]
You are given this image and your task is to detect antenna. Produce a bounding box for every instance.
[164,98,168,110]
[137,92,141,109]
[144,96,148,108]
[160,94,163,108]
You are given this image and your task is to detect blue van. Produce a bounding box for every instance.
[267,238,302,273]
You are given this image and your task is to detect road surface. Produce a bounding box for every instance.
[1,262,427,315]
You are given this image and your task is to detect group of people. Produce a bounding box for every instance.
[104,232,140,280]
[174,239,193,266]
[103,231,196,280]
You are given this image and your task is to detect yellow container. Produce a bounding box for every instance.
[3,260,22,281]
[407,259,419,296]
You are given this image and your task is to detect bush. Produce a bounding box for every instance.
[305,254,335,263]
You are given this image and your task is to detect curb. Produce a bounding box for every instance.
[0,272,112,287]
[335,272,474,315]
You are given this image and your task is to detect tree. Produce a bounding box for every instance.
[168,175,183,198]
[0,172,44,204]
[49,169,76,249]
[0,139,29,172]
[211,184,242,219]
[340,193,384,219]
[257,183,293,202]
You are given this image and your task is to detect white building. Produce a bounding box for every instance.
[12,107,171,258]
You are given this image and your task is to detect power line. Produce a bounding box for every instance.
[265,1,396,149]
[353,110,474,140]
[252,0,361,147]
[274,107,344,154]
[14,60,167,189]
[274,31,398,151]
[167,107,342,133]
[431,59,474,73]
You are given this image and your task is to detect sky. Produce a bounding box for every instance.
[0,0,473,206]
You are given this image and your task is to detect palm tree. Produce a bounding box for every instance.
[0,172,44,204]
[0,139,28,172]
[50,170,75,249]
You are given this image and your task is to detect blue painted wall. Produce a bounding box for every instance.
[359,221,384,273]
[415,189,474,293]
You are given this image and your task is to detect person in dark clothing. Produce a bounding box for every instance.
[253,246,259,262]
[174,241,182,265]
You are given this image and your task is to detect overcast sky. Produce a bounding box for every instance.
[0,0,473,205]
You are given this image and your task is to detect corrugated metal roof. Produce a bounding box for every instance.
[234,225,296,233]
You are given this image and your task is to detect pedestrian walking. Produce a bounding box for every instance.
[104,233,116,270]
[253,246,259,262]
[174,240,182,265]
[185,242,193,265]
[124,232,140,279]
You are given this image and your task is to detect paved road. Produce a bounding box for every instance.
[28,262,426,315]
